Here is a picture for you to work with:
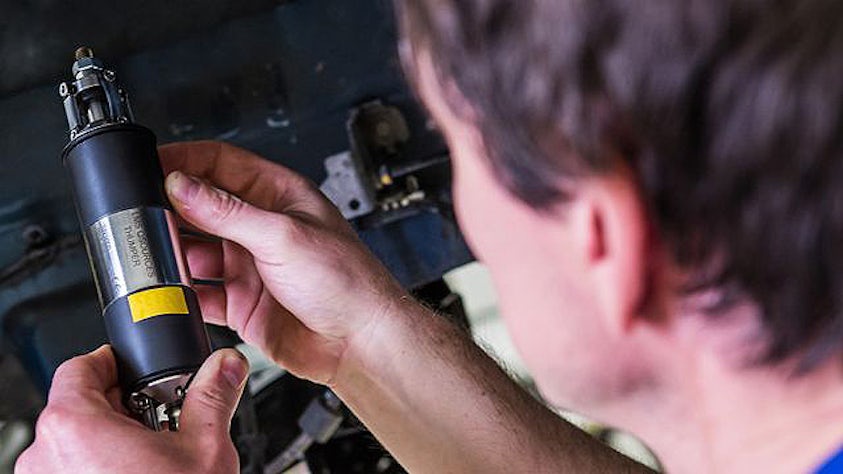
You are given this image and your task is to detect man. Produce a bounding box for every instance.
[15,0,843,472]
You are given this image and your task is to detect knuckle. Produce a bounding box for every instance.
[35,406,74,440]
[293,174,319,195]
[268,167,322,207]
[193,384,233,415]
[272,215,308,247]
[216,140,240,157]
[14,448,32,473]
[210,188,245,223]
[52,357,82,383]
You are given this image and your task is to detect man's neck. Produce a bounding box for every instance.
[633,353,843,473]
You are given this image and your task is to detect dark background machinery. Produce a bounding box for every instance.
[0,0,472,471]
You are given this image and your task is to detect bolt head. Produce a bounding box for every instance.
[74,46,94,60]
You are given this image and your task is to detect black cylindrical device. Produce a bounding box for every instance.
[58,47,211,431]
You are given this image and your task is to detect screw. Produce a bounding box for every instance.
[131,393,151,410]
[376,121,392,138]
[22,225,49,246]
[74,46,94,60]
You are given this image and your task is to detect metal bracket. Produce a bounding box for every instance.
[319,151,376,219]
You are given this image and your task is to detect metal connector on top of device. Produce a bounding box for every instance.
[59,47,134,140]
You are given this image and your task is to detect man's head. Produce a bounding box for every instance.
[397,0,843,419]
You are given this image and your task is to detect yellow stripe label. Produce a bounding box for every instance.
[128,286,189,323]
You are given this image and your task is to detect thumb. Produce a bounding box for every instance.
[179,348,249,435]
[165,170,291,255]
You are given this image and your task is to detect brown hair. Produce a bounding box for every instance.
[398,0,843,371]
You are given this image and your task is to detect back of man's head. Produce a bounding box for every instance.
[398,0,843,372]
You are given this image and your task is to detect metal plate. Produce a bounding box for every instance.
[85,207,189,307]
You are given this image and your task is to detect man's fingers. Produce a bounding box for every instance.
[49,345,119,401]
[179,349,249,436]
[194,285,227,326]
[159,141,333,219]
[166,170,296,259]
[183,237,224,280]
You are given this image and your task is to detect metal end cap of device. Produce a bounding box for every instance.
[130,373,192,431]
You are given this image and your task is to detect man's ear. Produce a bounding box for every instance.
[572,170,653,336]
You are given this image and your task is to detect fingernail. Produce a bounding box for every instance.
[220,351,249,388]
[166,171,202,205]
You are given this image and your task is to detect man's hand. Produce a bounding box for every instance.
[18,144,645,473]
[17,141,646,474]
[159,141,409,385]
[15,345,249,473]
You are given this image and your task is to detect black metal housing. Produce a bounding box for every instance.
[62,124,169,228]
[62,123,210,396]
[104,287,209,392]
